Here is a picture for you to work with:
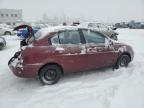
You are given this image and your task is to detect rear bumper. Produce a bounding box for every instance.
[8,52,43,78]
[9,63,41,78]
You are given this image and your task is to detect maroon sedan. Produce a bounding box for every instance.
[8,26,134,85]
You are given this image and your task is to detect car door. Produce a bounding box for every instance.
[50,30,89,73]
[81,29,115,69]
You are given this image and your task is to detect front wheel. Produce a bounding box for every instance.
[115,55,130,69]
[39,65,62,85]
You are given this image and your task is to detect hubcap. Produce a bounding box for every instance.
[120,57,127,67]
[44,69,57,81]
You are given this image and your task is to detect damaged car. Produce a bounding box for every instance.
[8,25,134,85]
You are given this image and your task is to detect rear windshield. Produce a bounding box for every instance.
[27,28,50,44]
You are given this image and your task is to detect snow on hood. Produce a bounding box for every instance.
[35,26,78,40]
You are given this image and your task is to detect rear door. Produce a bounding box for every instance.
[81,29,115,69]
[50,30,88,73]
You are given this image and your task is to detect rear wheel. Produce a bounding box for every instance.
[39,65,62,85]
[115,54,130,69]
[4,31,11,35]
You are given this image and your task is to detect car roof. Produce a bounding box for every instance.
[35,25,101,40]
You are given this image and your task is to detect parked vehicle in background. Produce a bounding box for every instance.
[128,21,144,29]
[0,23,13,28]
[0,26,16,36]
[115,22,129,28]
[17,25,47,38]
[8,26,134,85]
[78,22,118,40]
[0,37,6,50]
[72,22,80,26]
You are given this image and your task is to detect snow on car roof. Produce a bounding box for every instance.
[35,25,103,40]
[35,26,82,40]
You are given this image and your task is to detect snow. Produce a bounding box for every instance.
[0,28,144,108]
[35,26,78,40]
[0,38,3,43]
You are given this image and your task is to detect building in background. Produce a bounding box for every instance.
[0,9,22,26]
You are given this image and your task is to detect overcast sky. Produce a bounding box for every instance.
[0,0,144,22]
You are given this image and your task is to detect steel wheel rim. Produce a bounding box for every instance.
[44,69,57,81]
[120,57,127,67]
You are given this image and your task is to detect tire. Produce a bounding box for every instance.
[111,34,118,41]
[39,65,62,85]
[4,31,11,35]
[0,43,4,50]
[115,54,130,69]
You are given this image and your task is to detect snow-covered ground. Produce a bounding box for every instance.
[0,29,144,108]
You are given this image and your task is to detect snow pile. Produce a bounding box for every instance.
[0,29,144,108]
[0,37,5,43]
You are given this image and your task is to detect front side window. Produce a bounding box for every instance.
[82,30,105,44]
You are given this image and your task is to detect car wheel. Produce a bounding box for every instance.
[111,34,118,41]
[115,54,130,69]
[4,31,11,35]
[0,42,5,50]
[39,65,62,85]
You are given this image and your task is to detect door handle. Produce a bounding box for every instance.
[55,47,64,53]
[97,48,103,52]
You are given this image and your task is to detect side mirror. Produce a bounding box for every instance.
[112,27,117,30]
[105,38,113,47]
[109,39,113,46]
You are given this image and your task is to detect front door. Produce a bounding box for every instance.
[81,29,115,69]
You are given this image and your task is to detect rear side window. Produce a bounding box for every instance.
[50,30,81,45]
[82,30,105,44]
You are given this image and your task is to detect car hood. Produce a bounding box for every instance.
[2,27,13,31]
